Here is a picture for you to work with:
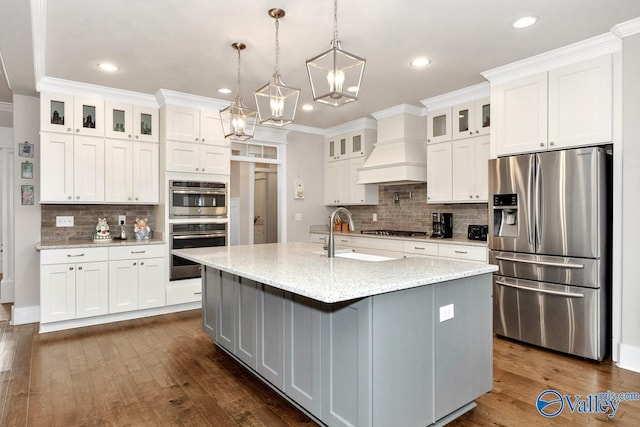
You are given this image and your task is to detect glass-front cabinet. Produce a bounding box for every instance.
[106,102,159,142]
[452,98,490,140]
[41,93,104,136]
[427,107,452,144]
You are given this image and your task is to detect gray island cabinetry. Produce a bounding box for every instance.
[174,242,497,427]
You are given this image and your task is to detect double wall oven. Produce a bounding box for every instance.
[169,180,228,281]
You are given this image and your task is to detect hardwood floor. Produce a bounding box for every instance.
[0,307,639,426]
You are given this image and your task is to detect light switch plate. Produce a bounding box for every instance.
[373,213,378,222]
[294,213,302,222]
[439,304,454,322]
[56,216,74,227]
[118,215,126,225]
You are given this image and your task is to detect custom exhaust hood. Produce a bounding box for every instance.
[358,104,428,185]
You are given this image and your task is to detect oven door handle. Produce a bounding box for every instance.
[172,189,225,195]
[495,280,585,298]
[172,233,226,240]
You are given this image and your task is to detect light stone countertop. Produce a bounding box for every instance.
[36,238,165,250]
[172,242,497,304]
[310,230,488,247]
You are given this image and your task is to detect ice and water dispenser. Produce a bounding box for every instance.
[492,194,518,238]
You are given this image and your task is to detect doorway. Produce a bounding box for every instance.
[0,134,14,303]
[253,164,278,244]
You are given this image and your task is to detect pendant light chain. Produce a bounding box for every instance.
[236,47,242,97]
[333,0,339,43]
[274,15,280,77]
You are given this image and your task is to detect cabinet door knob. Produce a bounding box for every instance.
[67,127,72,132]
[540,143,545,147]
[78,266,83,270]
[67,196,72,200]
[469,131,473,135]
[128,197,132,201]
[75,129,80,133]
[135,135,139,139]
[427,139,431,143]
[202,139,205,142]
[128,134,132,139]
[475,130,479,134]
[76,196,80,200]
[202,168,205,172]
[69,267,74,271]
[140,262,144,266]
[469,195,473,199]
[195,138,199,142]
[135,197,139,201]
[550,141,555,146]
[133,262,137,266]
[196,168,199,171]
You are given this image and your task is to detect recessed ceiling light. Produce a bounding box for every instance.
[512,16,537,29]
[301,104,314,111]
[218,88,232,94]
[98,63,118,72]
[410,57,431,68]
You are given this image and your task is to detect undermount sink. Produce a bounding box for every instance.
[334,252,396,262]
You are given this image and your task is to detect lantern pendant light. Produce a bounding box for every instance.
[255,8,300,127]
[220,42,257,141]
[306,0,365,107]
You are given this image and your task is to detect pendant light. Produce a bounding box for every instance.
[254,8,300,127]
[220,42,257,141]
[306,0,365,107]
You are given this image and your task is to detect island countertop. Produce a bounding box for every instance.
[172,242,497,303]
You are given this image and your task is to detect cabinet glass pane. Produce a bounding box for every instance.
[481,103,491,128]
[340,138,347,155]
[113,109,126,132]
[82,105,97,129]
[329,140,335,157]
[140,113,153,135]
[50,100,65,125]
[352,135,362,153]
[458,109,469,132]
[433,114,447,138]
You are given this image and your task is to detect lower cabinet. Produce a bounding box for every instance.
[257,285,286,389]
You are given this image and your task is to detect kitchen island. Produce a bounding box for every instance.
[172,242,498,427]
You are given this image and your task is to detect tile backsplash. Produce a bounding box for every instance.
[41,205,157,243]
[344,183,488,239]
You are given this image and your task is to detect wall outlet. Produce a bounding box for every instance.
[294,213,302,222]
[118,215,126,225]
[372,213,378,222]
[56,216,74,227]
[439,304,454,322]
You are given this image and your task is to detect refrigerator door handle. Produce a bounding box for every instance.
[534,154,542,246]
[495,280,585,298]
[494,255,584,269]
[528,156,536,245]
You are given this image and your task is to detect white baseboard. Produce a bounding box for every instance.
[38,302,202,333]
[0,277,15,303]
[618,343,640,373]
[11,305,40,325]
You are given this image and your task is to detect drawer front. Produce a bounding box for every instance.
[309,233,327,244]
[166,279,203,305]
[333,235,354,247]
[350,236,404,252]
[403,241,438,256]
[109,244,166,260]
[40,247,109,265]
[439,244,487,262]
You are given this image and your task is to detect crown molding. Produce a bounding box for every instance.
[420,82,490,111]
[611,17,640,38]
[155,89,229,110]
[325,117,377,137]
[30,0,46,88]
[482,32,622,85]
[38,76,158,106]
[371,103,427,120]
[0,102,13,113]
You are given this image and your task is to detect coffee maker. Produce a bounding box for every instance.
[431,213,453,238]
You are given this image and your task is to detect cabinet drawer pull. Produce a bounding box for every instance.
[67,253,85,257]
[414,246,425,250]
[454,250,468,254]
[193,291,202,295]
[131,250,146,254]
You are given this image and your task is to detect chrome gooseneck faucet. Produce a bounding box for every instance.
[328,207,355,257]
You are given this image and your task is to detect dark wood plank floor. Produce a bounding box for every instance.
[0,304,639,426]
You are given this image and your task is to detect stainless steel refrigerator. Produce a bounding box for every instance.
[488,146,611,361]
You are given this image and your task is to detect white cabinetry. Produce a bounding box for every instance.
[164,105,225,143]
[166,141,230,175]
[493,55,612,156]
[426,107,452,144]
[40,133,105,203]
[40,247,109,323]
[452,135,490,202]
[438,243,487,263]
[105,140,159,203]
[41,92,104,136]
[324,128,378,206]
[403,240,439,258]
[426,142,452,203]
[452,98,490,140]
[108,245,166,313]
[105,102,159,143]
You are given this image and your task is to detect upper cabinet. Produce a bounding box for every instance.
[326,131,372,162]
[452,98,490,140]
[426,107,452,144]
[41,92,105,137]
[164,105,226,145]
[105,102,159,143]
[492,54,612,156]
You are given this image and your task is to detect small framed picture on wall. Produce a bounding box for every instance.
[21,185,34,205]
[21,161,33,179]
[19,141,34,158]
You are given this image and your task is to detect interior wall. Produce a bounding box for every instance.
[0,126,13,279]
[285,130,331,242]
[230,161,253,245]
[619,32,640,372]
[12,94,40,324]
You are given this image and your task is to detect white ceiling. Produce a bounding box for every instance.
[1,0,640,128]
